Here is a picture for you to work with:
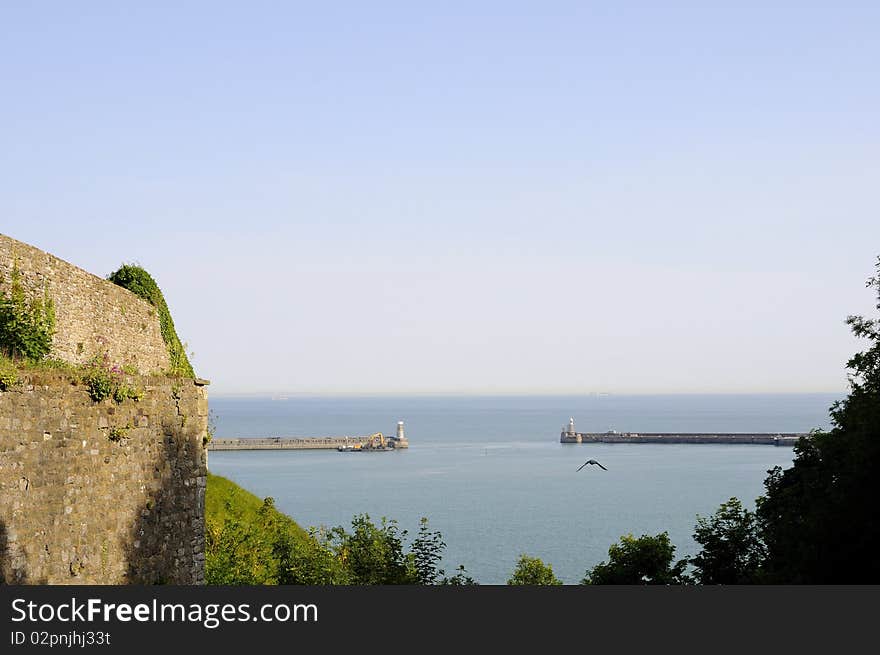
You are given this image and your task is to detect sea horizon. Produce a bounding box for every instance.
[207,389,847,399]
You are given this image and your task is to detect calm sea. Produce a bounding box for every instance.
[206,393,838,584]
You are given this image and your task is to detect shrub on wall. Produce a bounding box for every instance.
[83,363,114,402]
[107,264,194,378]
[0,261,55,362]
[0,355,18,390]
[82,354,143,403]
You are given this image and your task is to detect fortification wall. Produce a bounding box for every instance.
[0,233,170,373]
[0,376,208,584]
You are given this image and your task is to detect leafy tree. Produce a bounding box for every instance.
[756,257,880,583]
[507,554,563,585]
[690,497,766,584]
[328,514,414,585]
[438,564,478,586]
[406,518,478,584]
[321,514,475,585]
[581,532,688,585]
[410,517,447,584]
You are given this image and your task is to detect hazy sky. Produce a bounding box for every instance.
[2,2,878,394]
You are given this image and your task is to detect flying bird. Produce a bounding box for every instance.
[577,459,608,471]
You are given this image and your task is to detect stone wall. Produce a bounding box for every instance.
[0,376,208,584]
[0,233,170,373]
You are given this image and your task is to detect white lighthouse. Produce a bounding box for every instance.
[561,417,581,443]
[392,420,409,448]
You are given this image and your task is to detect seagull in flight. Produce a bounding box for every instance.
[577,459,608,471]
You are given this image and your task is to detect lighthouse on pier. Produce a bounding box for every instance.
[391,420,409,448]
[561,417,582,443]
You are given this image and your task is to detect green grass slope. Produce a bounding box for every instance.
[206,472,308,540]
[205,472,316,584]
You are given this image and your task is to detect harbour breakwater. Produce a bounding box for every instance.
[208,436,406,451]
[208,421,410,451]
[560,419,803,446]
[562,432,802,446]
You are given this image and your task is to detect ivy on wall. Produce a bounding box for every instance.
[108,264,195,378]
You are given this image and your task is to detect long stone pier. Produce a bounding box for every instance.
[559,417,804,446]
[208,435,409,451]
[208,421,410,451]
[561,430,803,446]
[209,437,356,451]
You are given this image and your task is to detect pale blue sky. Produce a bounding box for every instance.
[2,2,878,393]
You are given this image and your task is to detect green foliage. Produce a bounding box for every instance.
[0,354,18,390]
[107,264,194,378]
[83,363,113,402]
[329,514,413,584]
[274,527,350,585]
[108,426,129,443]
[22,357,78,374]
[205,474,314,585]
[405,519,476,584]
[206,495,277,585]
[690,498,766,584]
[0,353,83,389]
[113,382,143,403]
[507,554,563,585]
[410,517,447,584]
[406,519,476,585]
[756,257,880,583]
[581,532,688,585]
[205,474,474,585]
[438,565,478,585]
[112,384,128,403]
[82,354,143,403]
[0,350,142,402]
[323,513,475,585]
[0,261,55,362]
